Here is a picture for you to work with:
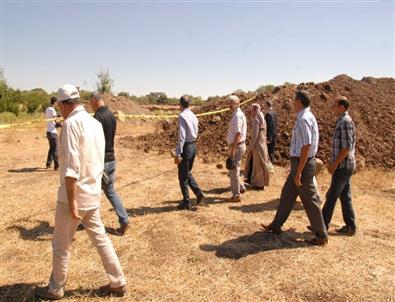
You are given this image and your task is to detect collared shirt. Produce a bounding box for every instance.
[175,108,199,157]
[290,107,319,157]
[94,105,116,162]
[228,107,247,145]
[45,106,57,134]
[331,111,356,171]
[57,105,105,210]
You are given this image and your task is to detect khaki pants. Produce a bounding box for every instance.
[229,143,246,197]
[48,203,126,296]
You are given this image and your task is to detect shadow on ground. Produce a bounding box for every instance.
[7,167,48,173]
[200,229,309,260]
[7,221,53,241]
[0,283,111,302]
[229,198,304,213]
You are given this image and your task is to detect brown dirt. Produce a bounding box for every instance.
[123,75,395,169]
[102,94,150,115]
[0,124,394,301]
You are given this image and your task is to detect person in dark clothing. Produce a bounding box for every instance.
[264,100,277,163]
[89,92,129,236]
[45,97,60,170]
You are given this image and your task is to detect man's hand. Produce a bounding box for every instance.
[175,157,181,165]
[229,146,236,158]
[327,163,337,174]
[294,172,302,187]
[69,200,82,220]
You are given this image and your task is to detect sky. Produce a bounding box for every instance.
[1,0,394,98]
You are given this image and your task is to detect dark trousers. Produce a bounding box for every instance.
[322,168,356,229]
[267,141,275,163]
[46,132,58,168]
[178,143,202,203]
[271,157,328,239]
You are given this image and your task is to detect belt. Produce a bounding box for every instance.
[238,141,246,146]
[184,141,196,145]
[290,156,315,161]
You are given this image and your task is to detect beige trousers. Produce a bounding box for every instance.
[229,143,246,197]
[48,203,126,296]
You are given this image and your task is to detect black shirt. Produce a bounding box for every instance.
[94,106,116,162]
[265,110,277,144]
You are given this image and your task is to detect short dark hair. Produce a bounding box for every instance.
[50,96,57,105]
[180,95,190,108]
[91,91,103,102]
[295,90,311,107]
[337,97,350,110]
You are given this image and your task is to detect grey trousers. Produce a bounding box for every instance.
[271,157,328,239]
[229,143,246,197]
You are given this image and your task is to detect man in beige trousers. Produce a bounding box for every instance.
[35,84,126,300]
[227,95,247,202]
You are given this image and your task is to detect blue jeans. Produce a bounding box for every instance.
[322,168,356,229]
[102,161,129,225]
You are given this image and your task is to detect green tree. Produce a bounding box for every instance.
[96,68,114,93]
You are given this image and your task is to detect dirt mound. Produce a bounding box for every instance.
[121,75,395,169]
[103,93,150,115]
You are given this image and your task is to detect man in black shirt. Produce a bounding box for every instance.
[89,92,129,236]
[264,100,277,163]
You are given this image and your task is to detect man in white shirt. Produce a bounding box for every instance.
[227,95,247,202]
[35,84,126,300]
[45,97,60,170]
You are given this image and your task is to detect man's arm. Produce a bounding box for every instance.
[295,144,311,187]
[230,132,241,157]
[328,148,349,174]
[175,117,186,164]
[65,176,81,219]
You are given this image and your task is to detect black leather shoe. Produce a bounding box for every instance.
[196,194,205,206]
[261,224,282,235]
[335,225,356,236]
[306,237,328,246]
[177,201,192,211]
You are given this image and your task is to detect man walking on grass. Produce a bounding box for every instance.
[227,95,247,202]
[175,95,204,210]
[35,84,126,300]
[261,90,328,246]
[321,96,357,236]
[89,91,129,235]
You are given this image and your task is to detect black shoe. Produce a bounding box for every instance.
[77,223,84,231]
[335,225,356,236]
[177,201,192,211]
[305,237,328,246]
[46,164,51,169]
[196,194,205,206]
[261,224,282,235]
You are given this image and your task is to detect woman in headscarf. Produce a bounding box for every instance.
[244,103,270,189]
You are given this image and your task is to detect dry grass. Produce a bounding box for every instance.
[0,124,394,302]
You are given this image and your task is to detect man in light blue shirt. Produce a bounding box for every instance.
[175,95,204,210]
[262,90,328,246]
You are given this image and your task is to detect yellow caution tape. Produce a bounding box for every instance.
[0,95,257,129]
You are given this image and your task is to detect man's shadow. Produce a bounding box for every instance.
[200,229,308,260]
[0,283,111,301]
[7,167,48,173]
[229,198,304,213]
[7,221,54,241]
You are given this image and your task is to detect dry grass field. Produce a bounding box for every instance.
[0,122,394,302]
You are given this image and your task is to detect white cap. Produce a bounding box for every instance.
[57,84,80,102]
[227,95,240,103]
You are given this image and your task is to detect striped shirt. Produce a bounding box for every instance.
[175,108,199,157]
[331,111,356,171]
[290,107,319,157]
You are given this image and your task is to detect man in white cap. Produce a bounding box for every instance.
[35,84,126,300]
[227,95,247,202]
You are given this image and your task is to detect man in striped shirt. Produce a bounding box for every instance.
[262,90,328,246]
[322,97,357,236]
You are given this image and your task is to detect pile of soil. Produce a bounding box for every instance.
[103,93,150,115]
[121,75,395,169]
